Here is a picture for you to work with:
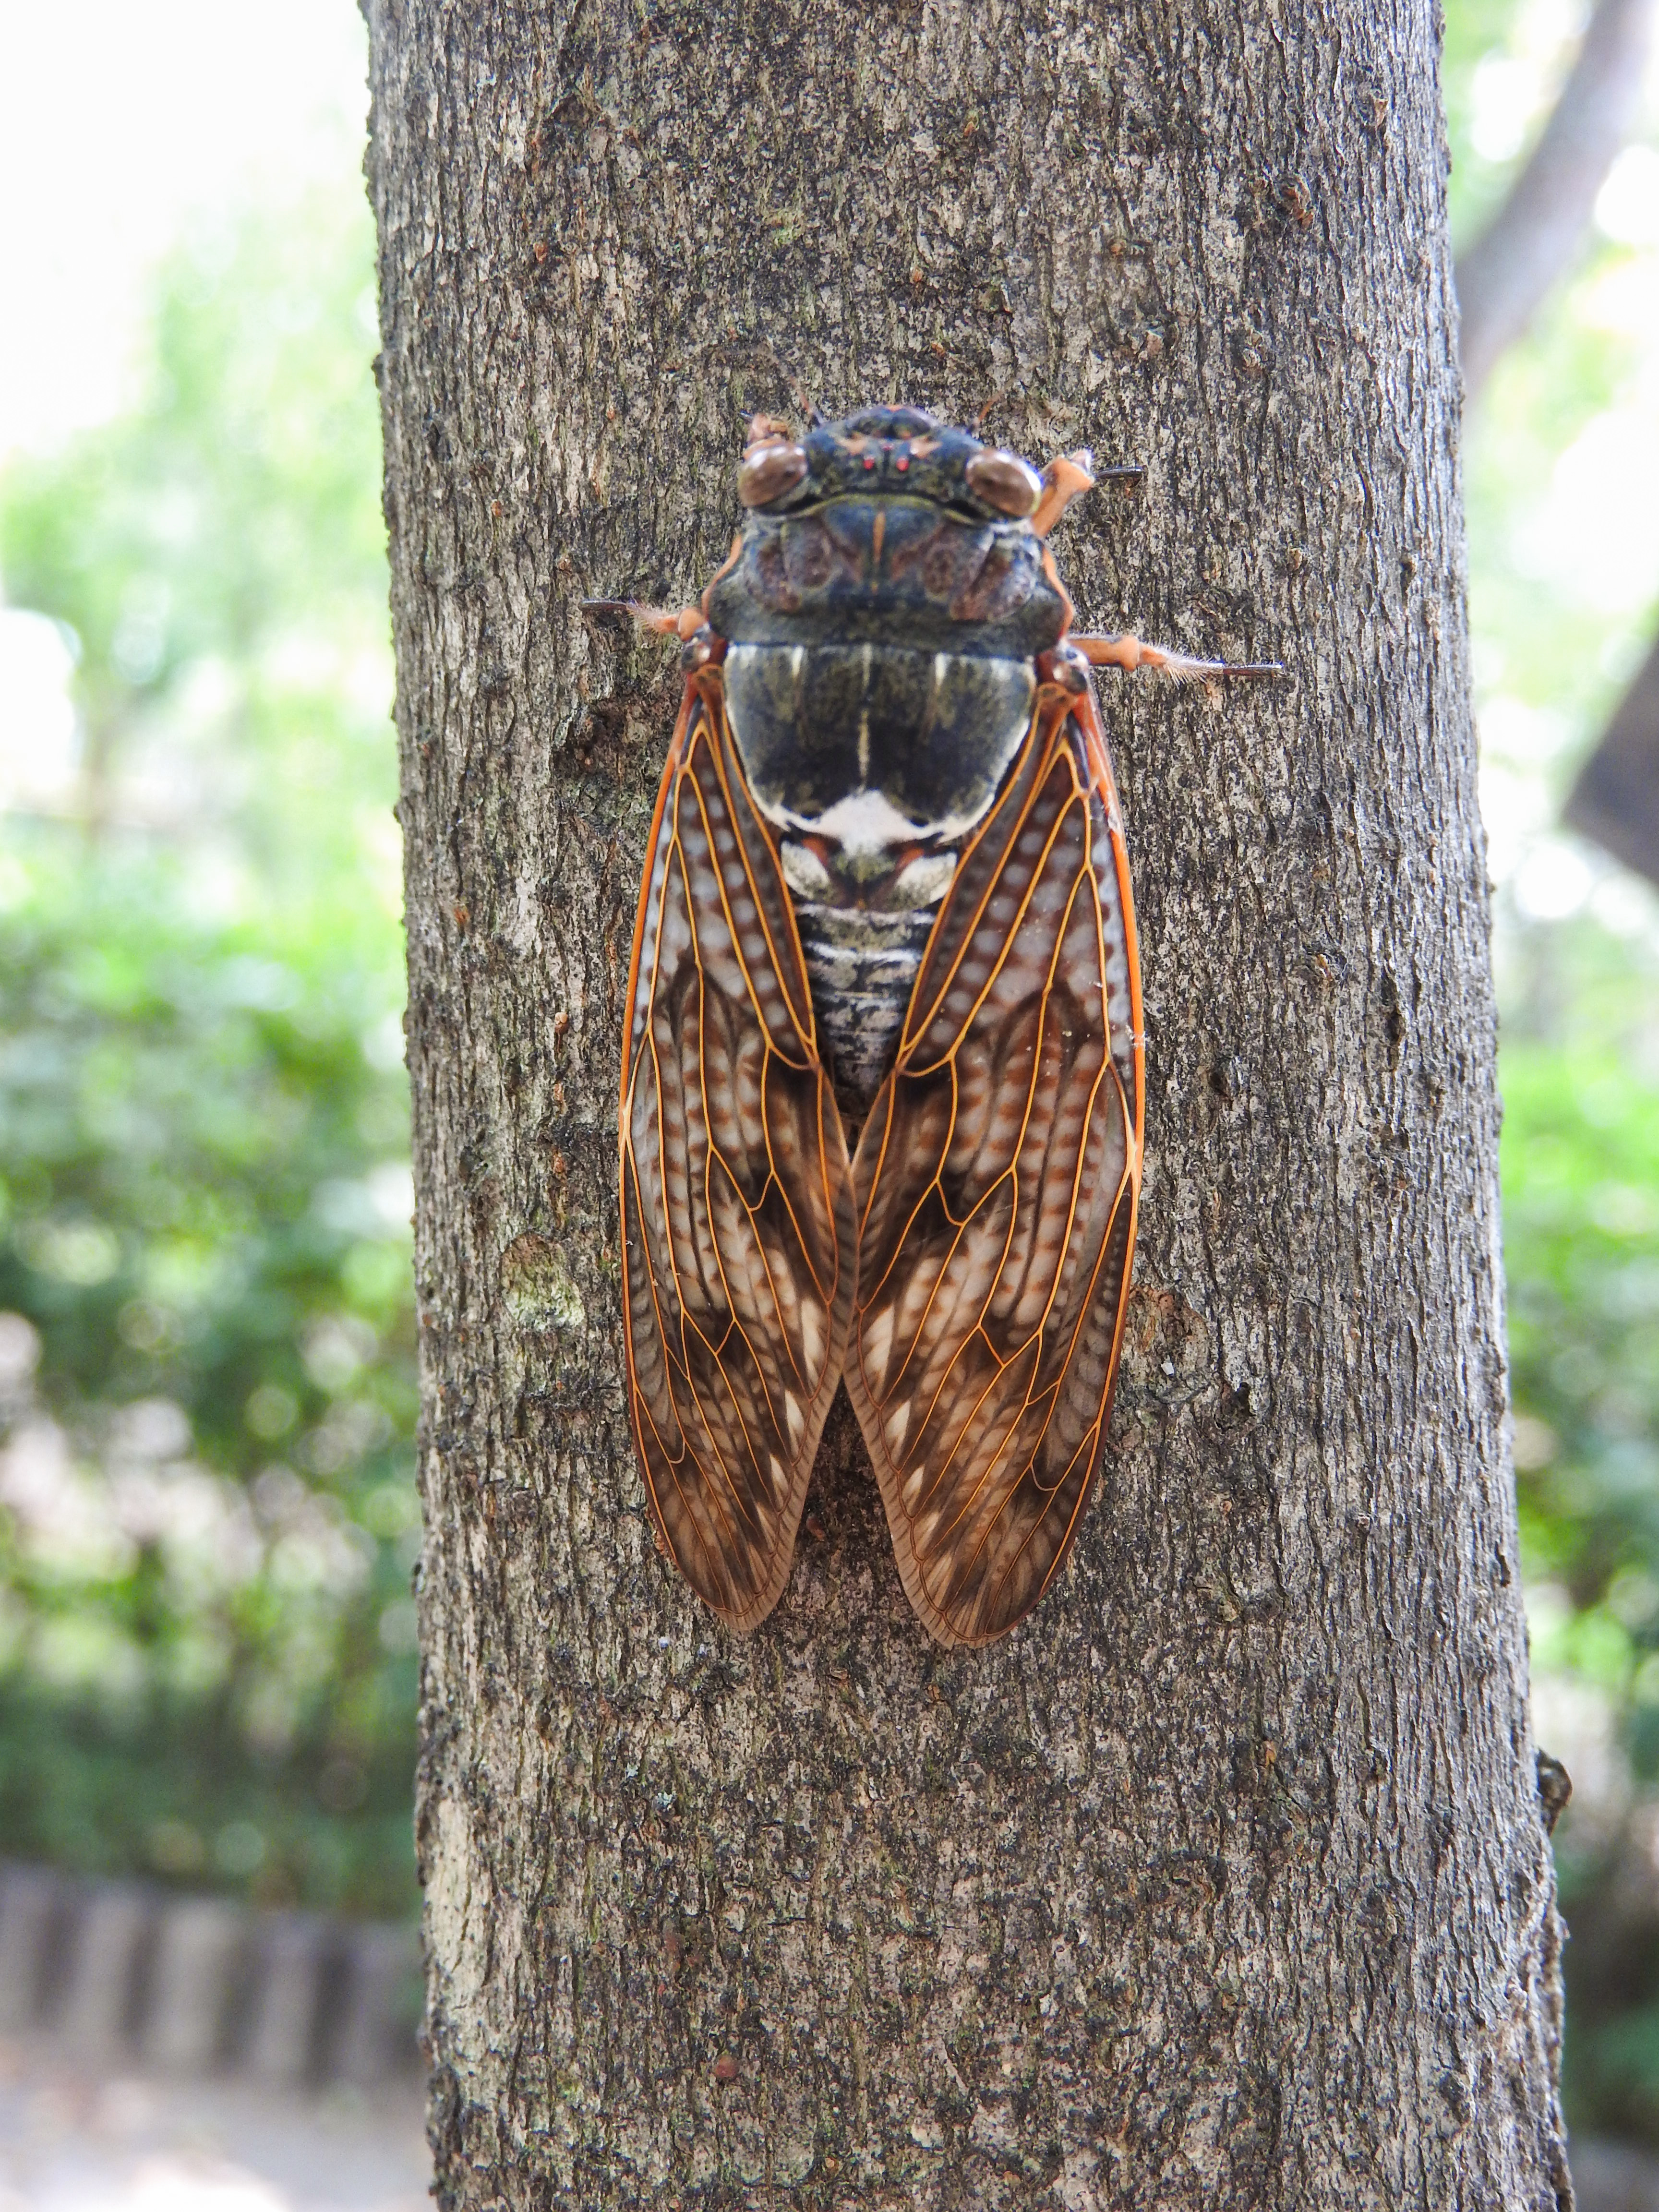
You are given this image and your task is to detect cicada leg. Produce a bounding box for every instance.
[579,598,706,640]
[1070,633,1284,681]
[1030,451,1142,536]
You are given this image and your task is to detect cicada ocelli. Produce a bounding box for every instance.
[598,406,1275,1647]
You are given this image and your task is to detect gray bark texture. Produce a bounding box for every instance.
[364,1,1571,2204]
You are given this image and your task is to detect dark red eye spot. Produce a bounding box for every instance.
[863,456,877,470]
[895,455,910,471]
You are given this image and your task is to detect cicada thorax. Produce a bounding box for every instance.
[707,452,1071,1118]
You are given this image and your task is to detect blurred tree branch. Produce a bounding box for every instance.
[1455,0,1657,405]
[1455,0,1659,889]
[1566,634,1659,884]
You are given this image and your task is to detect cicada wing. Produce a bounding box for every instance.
[620,682,854,1631]
[847,693,1144,1647]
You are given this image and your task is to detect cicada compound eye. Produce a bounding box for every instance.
[964,448,1044,518]
[738,439,809,507]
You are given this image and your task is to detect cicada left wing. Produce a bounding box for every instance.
[846,688,1144,1647]
[620,676,854,1631]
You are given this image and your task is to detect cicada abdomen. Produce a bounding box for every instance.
[609,406,1274,1646]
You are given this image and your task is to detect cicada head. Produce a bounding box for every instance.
[732,403,1046,525]
[707,406,1073,661]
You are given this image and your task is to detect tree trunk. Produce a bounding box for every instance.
[365,3,1571,2204]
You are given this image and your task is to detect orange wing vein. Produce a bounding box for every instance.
[619,676,854,1631]
[846,687,1145,1647]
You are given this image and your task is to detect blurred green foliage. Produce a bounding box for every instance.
[1506,964,1659,1634]
[0,185,416,1917]
[1507,919,1659,2140]
[1443,0,1659,2147]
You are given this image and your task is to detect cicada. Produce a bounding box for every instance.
[602,406,1273,1647]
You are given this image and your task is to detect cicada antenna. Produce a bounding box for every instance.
[746,350,824,432]
[786,373,827,428]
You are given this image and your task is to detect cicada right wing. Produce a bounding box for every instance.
[846,690,1144,1647]
[620,678,854,1632]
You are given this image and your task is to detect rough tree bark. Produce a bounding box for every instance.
[366,2,1572,2204]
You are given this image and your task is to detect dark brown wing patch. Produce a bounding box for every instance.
[620,681,853,1631]
[847,693,1144,1647]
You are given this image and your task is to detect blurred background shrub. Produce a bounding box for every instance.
[1443,0,1659,2146]
[0,186,417,1918]
[0,0,1655,2146]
